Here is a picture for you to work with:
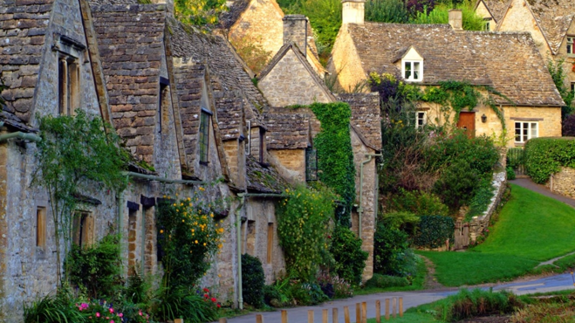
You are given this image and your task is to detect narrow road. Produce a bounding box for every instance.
[220,178,575,323]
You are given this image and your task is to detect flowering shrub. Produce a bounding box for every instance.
[75,300,152,323]
[156,192,225,290]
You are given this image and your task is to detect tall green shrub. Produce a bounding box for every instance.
[524,137,575,184]
[241,254,265,308]
[373,221,411,277]
[277,185,335,281]
[547,59,575,119]
[413,215,454,248]
[366,0,410,23]
[329,225,368,285]
[410,0,486,31]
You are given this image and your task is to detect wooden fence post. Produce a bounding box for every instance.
[281,310,288,323]
[392,298,397,318]
[219,318,227,323]
[308,310,314,323]
[323,309,329,323]
[344,306,350,323]
[376,300,381,323]
[256,314,264,323]
[399,297,404,317]
[333,308,338,323]
[385,299,390,320]
[174,319,184,323]
[362,302,367,323]
[356,303,361,323]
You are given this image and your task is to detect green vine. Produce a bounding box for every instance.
[32,110,129,284]
[309,102,356,224]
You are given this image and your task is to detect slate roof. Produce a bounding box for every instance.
[476,0,511,23]
[91,4,166,164]
[0,0,54,124]
[527,0,575,54]
[246,155,287,193]
[264,107,310,150]
[219,0,251,30]
[338,93,381,151]
[346,22,564,107]
[168,18,267,140]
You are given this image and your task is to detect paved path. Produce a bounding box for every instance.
[220,273,575,323]
[218,179,575,323]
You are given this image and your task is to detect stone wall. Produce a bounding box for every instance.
[469,171,507,244]
[267,149,306,184]
[259,49,333,107]
[546,167,575,199]
[329,24,367,93]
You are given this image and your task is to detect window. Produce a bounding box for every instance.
[36,207,46,249]
[158,77,170,134]
[403,60,423,82]
[267,223,274,264]
[199,109,212,164]
[485,21,491,31]
[567,36,575,55]
[415,111,427,129]
[571,82,575,93]
[259,128,266,164]
[73,212,94,248]
[305,147,318,182]
[515,122,538,143]
[58,55,80,115]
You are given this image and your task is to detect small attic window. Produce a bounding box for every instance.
[58,55,80,115]
[305,146,318,182]
[403,61,423,82]
[199,108,212,165]
[567,36,574,55]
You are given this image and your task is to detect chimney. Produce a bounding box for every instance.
[342,0,365,25]
[449,9,463,31]
[283,15,308,56]
[151,0,174,14]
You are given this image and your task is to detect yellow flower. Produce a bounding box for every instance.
[195,240,198,244]
[203,242,206,246]
[160,230,164,234]
[182,219,185,223]
[210,213,214,218]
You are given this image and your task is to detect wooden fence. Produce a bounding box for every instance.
[217,297,404,323]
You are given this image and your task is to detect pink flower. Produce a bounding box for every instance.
[139,310,143,316]
[119,313,123,318]
[110,321,115,323]
[96,312,101,318]
[109,308,114,314]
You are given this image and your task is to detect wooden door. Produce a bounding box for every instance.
[457,112,475,138]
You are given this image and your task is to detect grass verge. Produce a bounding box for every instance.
[356,255,427,295]
[419,184,575,286]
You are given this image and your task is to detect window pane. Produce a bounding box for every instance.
[199,112,209,163]
[405,62,411,79]
[414,62,420,80]
[531,123,537,138]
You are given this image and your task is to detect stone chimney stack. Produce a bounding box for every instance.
[449,9,463,30]
[151,0,174,14]
[342,0,365,25]
[283,15,308,56]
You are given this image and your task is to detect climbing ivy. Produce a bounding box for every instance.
[32,111,129,285]
[310,102,356,224]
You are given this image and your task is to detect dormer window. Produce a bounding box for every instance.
[403,61,422,82]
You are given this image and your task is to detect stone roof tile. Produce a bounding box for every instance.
[527,0,575,54]
[0,0,54,123]
[479,0,511,22]
[338,93,381,150]
[246,155,287,193]
[264,107,310,150]
[91,4,165,163]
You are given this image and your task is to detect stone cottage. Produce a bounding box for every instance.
[257,14,382,281]
[330,1,564,147]
[475,0,575,95]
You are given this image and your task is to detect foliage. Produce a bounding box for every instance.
[174,0,227,26]
[379,211,421,236]
[547,59,574,119]
[506,167,516,180]
[231,35,272,74]
[465,177,495,221]
[389,189,449,217]
[76,301,128,323]
[241,254,265,308]
[364,273,409,289]
[524,137,575,184]
[317,272,354,298]
[414,215,454,248]
[433,160,481,213]
[329,225,368,285]
[513,302,575,323]
[310,102,356,224]
[153,288,219,323]
[33,111,129,284]
[65,234,123,299]
[410,0,486,31]
[365,0,410,23]
[406,0,435,15]
[263,275,331,307]
[506,147,525,171]
[374,221,412,276]
[277,185,335,281]
[562,113,575,136]
[24,291,86,323]
[434,288,523,322]
[156,194,224,291]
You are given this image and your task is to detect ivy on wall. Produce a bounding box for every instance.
[310,102,356,224]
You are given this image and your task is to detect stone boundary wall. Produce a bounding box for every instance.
[469,170,507,244]
[546,167,575,199]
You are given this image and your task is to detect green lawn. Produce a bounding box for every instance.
[419,184,575,286]
[366,312,446,323]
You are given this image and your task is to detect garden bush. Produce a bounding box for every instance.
[65,233,123,299]
[413,215,454,249]
[433,160,480,213]
[373,221,411,276]
[524,137,575,184]
[329,225,368,285]
[506,167,516,180]
[364,273,409,289]
[389,188,449,217]
[241,253,265,308]
[24,292,85,323]
[317,272,353,298]
[153,288,219,323]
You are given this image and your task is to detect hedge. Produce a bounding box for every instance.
[414,215,454,249]
[524,137,575,184]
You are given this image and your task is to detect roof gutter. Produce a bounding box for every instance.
[121,171,205,185]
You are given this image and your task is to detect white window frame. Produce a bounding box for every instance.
[567,36,575,55]
[402,60,423,82]
[515,122,538,143]
[415,111,427,129]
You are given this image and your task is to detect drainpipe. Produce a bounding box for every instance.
[121,171,205,185]
[0,131,41,143]
[235,195,245,310]
[117,192,124,234]
[358,153,382,238]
